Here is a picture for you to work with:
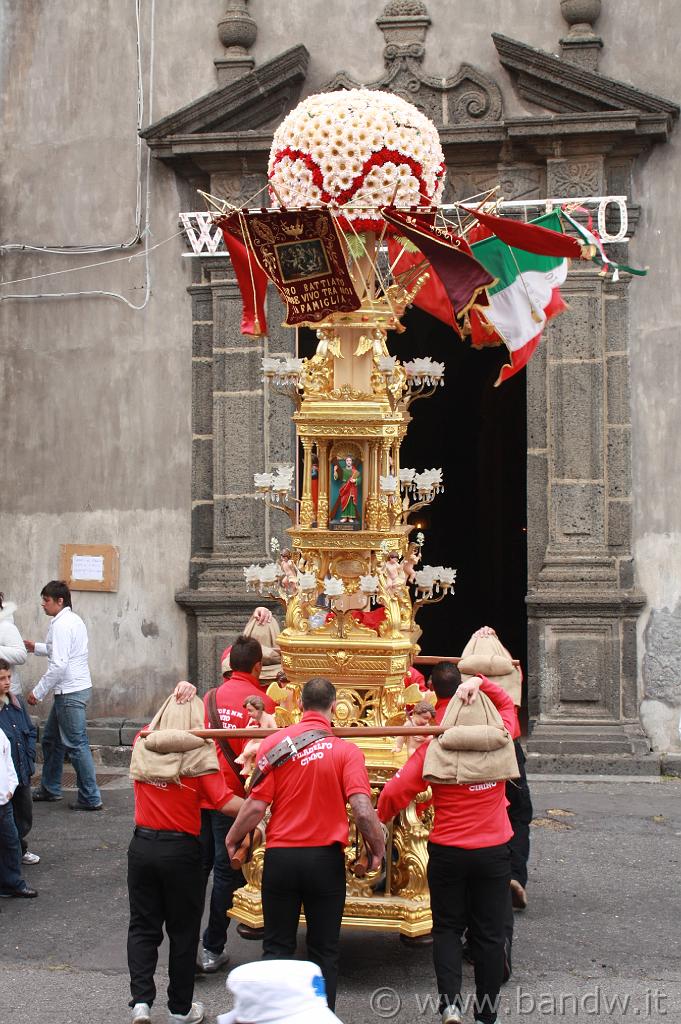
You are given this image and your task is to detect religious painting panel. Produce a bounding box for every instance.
[329,442,363,530]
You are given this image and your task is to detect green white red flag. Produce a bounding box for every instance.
[470,212,570,386]
[560,208,648,282]
[468,208,586,259]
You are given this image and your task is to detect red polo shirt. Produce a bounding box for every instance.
[134,772,234,836]
[250,710,372,848]
[204,671,276,797]
[404,666,427,691]
[377,678,516,849]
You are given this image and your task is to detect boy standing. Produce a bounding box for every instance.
[0,687,37,899]
[0,659,40,866]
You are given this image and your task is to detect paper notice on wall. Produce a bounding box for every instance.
[71,555,105,582]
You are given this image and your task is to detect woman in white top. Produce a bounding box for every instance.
[0,592,28,699]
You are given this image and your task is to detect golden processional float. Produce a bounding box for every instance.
[201,88,615,937]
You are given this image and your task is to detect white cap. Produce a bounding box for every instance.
[217,960,343,1024]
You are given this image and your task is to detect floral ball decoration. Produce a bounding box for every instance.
[268,89,446,229]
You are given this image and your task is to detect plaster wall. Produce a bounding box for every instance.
[2,0,681,743]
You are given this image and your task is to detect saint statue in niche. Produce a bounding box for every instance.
[311,453,319,523]
[330,454,362,529]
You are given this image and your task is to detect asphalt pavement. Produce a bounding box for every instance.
[1,772,680,1023]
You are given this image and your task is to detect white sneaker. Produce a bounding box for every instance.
[168,1003,204,1024]
[195,944,230,973]
[442,1008,463,1024]
[131,1004,151,1023]
[22,851,41,865]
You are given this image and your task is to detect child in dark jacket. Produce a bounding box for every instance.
[0,658,39,865]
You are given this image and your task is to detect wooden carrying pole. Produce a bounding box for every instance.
[140,725,446,739]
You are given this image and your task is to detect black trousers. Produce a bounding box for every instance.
[506,740,533,888]
[198,809,243,954]
[428,841,511,1024]
[262,844,346,1011]
[127,830,204,1014]
[11,784,33,855]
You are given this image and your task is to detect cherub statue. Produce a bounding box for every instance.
[279,548,299,595]
[381,550,413,629]
[382,550,407,592]
[402,542,421,583]
[234,695,278,779]
[393,700,437,757]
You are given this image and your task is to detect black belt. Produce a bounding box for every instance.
[134,826,196,840]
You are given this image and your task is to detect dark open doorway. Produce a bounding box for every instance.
[298,308,527,678]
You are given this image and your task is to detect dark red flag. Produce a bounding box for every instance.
[468,209,585,259]
[387,237,459,334]
[215,215,269,337]
[382,208,495,318]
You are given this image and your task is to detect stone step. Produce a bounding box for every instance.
[31,717,147,747]
[527,722,651,756]
[528,736,634,754]
[526,752,662,776]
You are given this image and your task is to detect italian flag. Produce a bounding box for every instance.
[470,212,569,386]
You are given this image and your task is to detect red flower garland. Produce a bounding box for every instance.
[269,147,445,217]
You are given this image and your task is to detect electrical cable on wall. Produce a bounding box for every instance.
[1,0,148,256]
[0,0,157,309]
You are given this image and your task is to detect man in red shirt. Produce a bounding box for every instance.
[226,676,385,1011]
[198,634,276,972]
[127,737,242,1024]
[377,662,516,1024]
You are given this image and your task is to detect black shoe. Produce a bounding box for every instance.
[399,932,433,946]
[236,923,265,940]
[32,788,62,802]
[68,801,103,811]
[0,885,38,898]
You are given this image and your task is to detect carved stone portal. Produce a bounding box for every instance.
[141,7,679,766]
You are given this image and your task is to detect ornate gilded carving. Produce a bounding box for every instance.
[364,493,379,531]
[317,494,330,529]
[299,495,316,529]
[391,796,432,900]
[284,591,312,632]
[300,353,333,397]
[328,384,374,402]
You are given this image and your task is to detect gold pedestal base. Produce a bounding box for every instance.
[229,775,435,937]
[230,889,432,938]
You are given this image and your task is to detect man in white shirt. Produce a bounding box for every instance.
[25,580,103,811]
[0,728,38,897]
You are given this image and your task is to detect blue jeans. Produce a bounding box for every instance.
[0,801,25,893]
[199,810,243,954]
[40,689,102,807]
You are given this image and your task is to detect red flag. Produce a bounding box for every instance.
[215,216,269,337]
[382,208,495,318]
[387,237,459,334]
[239,209,361,327]
[468,210,584,259]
